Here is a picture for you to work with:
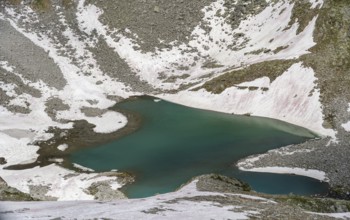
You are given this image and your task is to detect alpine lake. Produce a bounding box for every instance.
[71,96,329,198]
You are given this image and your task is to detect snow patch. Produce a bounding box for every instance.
[343,104,350,132]
[307,212,350,219]
[239,166,328,182]
[110,182,120,191]
[49,158,64,163]
[76,2,103,35]
[0,60,15,72]
[342,121,350,132]
[73,163,95,172]
[57,144,68,151]
[0,81,17,97]
[308,0,324,9]
[0,133,39,167]
[341,103,350,132]
[238,77,270,88]
[0,61,18,97]
[1,164,121,201]
[232,194,277,204]
[56,110,127,133]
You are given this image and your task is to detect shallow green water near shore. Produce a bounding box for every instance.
[71,96,329,198]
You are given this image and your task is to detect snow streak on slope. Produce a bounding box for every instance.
[76,0,319,90]
[309,212,350,219]
[239,165,328,182]
[160,63,335,138]
[308,0,324,9]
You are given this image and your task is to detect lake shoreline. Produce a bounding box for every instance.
[70,96,330,198]
[2,96,342,201]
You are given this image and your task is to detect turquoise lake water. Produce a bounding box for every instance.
[71,96,329,198]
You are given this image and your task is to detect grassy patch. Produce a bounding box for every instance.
[6,0,22,5]
[31,0,51,11]
[62,0,73,8]
[288,0,320,35]
[201,59,297,94]
[276,195,350,213]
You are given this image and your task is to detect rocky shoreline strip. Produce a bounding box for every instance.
[1,174,350,219]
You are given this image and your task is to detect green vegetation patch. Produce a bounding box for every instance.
[201,59,297,94]
[289,0,320,35]
[31,0,51,11]
[276,195,350,213]
[6,0,22,5]
[62,0,73,8]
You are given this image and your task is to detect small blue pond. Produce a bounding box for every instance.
[71,96,329,198]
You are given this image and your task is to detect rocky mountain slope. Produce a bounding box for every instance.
[0,0,350,219]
